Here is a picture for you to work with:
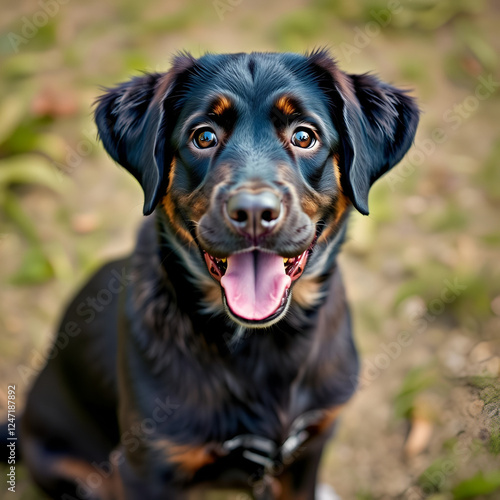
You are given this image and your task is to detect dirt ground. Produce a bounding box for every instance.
[0,0,499,499]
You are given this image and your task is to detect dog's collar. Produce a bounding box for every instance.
[221,408,329,489]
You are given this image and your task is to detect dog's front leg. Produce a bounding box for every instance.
[274,430,332,500]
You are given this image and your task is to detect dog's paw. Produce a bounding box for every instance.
[316,483,341,500]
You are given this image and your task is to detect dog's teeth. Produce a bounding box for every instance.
[283,258,289,264]
[221,258,227,263]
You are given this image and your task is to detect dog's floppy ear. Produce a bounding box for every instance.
[309,52,419,215]
[94,55,195,215]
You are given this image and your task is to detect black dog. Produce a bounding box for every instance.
[17,51,418,499]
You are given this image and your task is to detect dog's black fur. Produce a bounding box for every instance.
[16,51,418,499]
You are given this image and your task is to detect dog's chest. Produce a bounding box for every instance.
[193,340,316,442]
[156,351,335,482]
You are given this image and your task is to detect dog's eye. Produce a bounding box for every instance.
[193,128,218,149]
[291,128,315,149]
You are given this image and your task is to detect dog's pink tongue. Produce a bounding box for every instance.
[221,251,291,321]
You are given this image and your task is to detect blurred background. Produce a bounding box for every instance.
[0,0,499,498]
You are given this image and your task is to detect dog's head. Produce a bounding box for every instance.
[95,51,418,328]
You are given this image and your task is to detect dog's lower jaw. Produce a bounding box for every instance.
[222,288,292,329]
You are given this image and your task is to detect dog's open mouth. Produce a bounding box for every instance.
[203,245,312,324]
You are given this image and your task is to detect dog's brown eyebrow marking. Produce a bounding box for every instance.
[210,95,233,116]
[275,95,298,116]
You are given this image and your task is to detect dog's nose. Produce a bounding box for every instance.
[226,190,282,238]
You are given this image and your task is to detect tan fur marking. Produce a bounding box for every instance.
[316,405,345,432]
[275,96,296,116]
[52,456,123,499]
[334,192,350,224]
[167,156,177,189]
[318,156,350,243]
[292,277,324,309]
[51,456,96,479]
[185,191,209,220]
[162,193,194,243]
[162,158,210,233]
[333,155,350,224]
[300,196,321,218]
[300,188,330,220]
[163,441,217,475]
[202,282,224,311]
[160,159,195,244]
[211,95,232,116]
[317,226,332,244]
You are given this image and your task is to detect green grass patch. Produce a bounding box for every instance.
[394,365,438,419]
[452,471,500,499]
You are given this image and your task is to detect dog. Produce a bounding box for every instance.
[15,50,418,499]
